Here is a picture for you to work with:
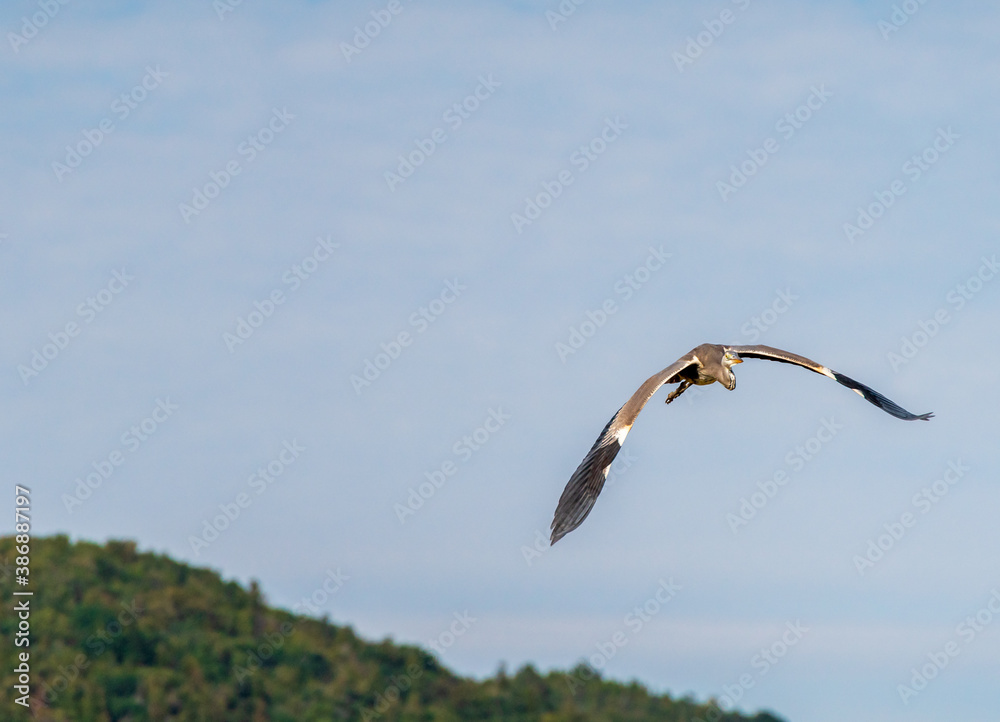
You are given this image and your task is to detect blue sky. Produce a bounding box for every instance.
[3,1,999,720]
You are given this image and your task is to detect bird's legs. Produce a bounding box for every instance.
[664,380,691,404]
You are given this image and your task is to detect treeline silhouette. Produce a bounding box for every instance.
[0,536,785,722]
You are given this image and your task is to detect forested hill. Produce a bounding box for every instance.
[0,535,785,722]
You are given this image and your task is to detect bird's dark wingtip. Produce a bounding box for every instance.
[832,370,933,421]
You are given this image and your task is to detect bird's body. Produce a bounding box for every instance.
[549,343,932,545]
[678,342,740,388]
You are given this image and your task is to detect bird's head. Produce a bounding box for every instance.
[723,348,743,367]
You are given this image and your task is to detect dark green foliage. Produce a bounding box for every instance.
[0,536,787,722]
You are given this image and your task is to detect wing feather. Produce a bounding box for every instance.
[550,354,697,544]
[727,344,933,421]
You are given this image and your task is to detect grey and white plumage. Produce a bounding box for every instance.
[549,343,932,545]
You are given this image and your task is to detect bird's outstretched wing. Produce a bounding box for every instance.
[727,344,933,421]
[549,354,698,545]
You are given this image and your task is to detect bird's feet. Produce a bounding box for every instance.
[665,380,691,404]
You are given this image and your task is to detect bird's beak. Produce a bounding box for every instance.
[732,355,743,364]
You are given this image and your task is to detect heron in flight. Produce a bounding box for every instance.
[550,343,932,545]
